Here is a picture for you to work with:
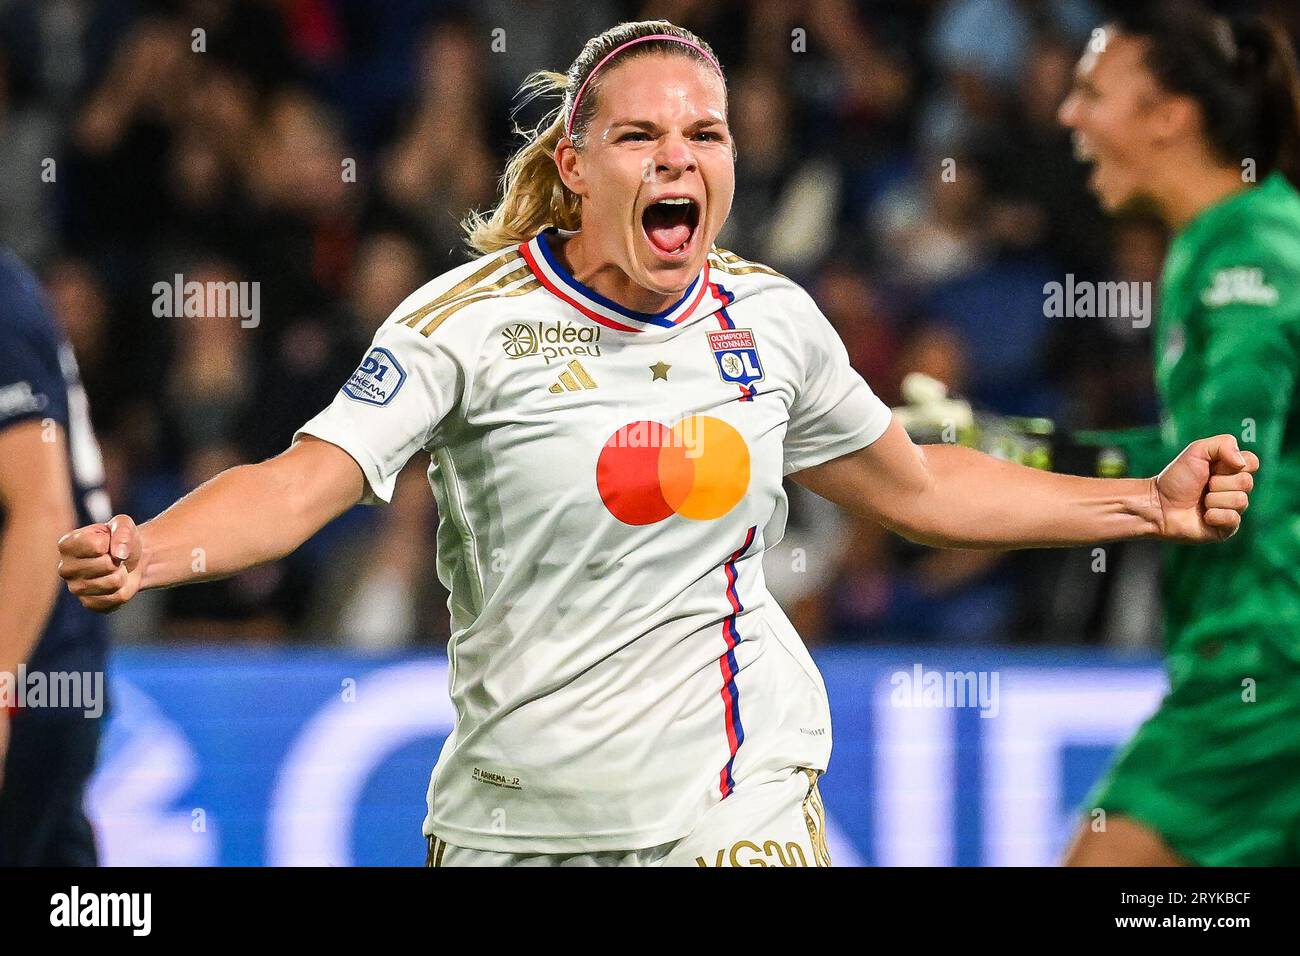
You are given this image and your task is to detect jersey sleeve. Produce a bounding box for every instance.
[1175,242,1300,466]
[294,313,471,505]
[0,281,67,435]
[781,289,893,475]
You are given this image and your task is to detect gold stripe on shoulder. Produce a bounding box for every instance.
[410,263,533,335]
[418,275,540,337]
[708,246,784,279]
[397,249,524,329]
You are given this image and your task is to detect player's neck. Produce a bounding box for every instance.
[555,231,682,315]
[1157,161,1253,232]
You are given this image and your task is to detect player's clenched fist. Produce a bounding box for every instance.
[57,515,144,613]
[1155,434,1259,543]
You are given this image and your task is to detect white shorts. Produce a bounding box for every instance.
[425,767,832,867]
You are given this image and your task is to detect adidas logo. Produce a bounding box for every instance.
[547,359,598,394]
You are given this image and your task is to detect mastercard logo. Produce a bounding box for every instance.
[597,416,750,525]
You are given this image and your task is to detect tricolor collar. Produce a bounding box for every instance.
[519,227,720,333]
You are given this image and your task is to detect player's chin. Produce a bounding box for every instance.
[1101,188,1143,216]
[1091,162,1143,215]
[634,226,706,290]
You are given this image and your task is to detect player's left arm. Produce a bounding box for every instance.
[781,284,1254,550]
[0,419,77,678]
[0,309,78,680]
[793,417,1256,549]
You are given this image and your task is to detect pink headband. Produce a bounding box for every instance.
[565,34,723,140]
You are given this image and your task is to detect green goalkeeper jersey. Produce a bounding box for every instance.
[1112,172,1300,664]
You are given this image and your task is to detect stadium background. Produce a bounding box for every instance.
[3,0,1291,864]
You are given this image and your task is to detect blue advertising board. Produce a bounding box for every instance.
[88,647,1166,866]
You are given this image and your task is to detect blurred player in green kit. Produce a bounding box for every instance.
[1058,1,1300,865]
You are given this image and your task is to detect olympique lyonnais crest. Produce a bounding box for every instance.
[708,329,765,387]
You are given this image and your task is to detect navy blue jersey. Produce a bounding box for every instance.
[0,248,110,674]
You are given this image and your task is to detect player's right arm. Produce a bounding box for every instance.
[58,436,364,612]
[60,253,487,613]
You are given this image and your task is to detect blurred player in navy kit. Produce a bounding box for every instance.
[0,247,112,866]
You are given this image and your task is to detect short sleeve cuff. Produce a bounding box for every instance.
[783,408,892,476]
[293,419,396,505]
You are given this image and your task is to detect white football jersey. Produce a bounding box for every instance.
[296,227,892,852]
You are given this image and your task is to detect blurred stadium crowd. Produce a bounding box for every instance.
[2,0,1291,650]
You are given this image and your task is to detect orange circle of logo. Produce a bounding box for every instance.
[596,416,750,525]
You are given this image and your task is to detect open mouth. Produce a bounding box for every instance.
[642,197,700,258]
[1071,134,1108,193]
[1071,133,1096,165]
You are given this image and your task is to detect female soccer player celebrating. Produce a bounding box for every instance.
[1058,3,1300,867]
[60,20,1254,867]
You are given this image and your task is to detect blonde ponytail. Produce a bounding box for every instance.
[462,71,582,255]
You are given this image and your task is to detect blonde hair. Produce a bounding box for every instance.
[462,20,725,255]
